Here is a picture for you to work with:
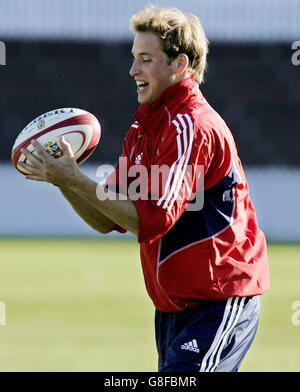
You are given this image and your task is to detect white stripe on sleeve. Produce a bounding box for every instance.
[157,114,194,211]
[157,118,183,207]
[166,114,194,211]
[157,132,182,207]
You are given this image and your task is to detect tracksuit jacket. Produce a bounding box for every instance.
[107,76,270,312]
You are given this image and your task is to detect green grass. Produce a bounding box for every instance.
[239,243,300,372]
[0,239,299,372]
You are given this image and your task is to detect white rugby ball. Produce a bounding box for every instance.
[11,108,101,175]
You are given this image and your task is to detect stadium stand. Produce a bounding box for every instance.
[0,41,299,166]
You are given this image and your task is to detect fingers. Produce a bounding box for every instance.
[18,160,42,175]
[25,173,45,182]
[18,138,76,185]
[30,139,50,160]
[60,136,75,158]
[20,146,43,167]
[20,140,50,178]
[20,139,49,165]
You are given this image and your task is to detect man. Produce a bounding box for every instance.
[20,4,270,372]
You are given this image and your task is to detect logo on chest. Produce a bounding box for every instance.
[135,152,143,165]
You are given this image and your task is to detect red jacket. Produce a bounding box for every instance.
[107,76,270,312]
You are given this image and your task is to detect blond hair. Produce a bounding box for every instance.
[130,4,209,84]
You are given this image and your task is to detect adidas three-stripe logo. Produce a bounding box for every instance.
[157,113,194,212]
[200,297,246,372]
[181,339,200,353]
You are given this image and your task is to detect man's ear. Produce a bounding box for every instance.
[176,53,189,74]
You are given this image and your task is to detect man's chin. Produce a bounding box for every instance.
[138,97,147,105]
[137,94,153,105]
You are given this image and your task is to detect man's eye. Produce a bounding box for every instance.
[131,57,152,63]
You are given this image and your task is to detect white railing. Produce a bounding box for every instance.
[1,163,299,241]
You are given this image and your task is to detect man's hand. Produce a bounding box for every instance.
[19,136,140,236]
[19,137,81,188]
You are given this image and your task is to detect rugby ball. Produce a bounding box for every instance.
[11,108,101,175]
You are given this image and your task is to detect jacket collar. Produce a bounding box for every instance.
[134,76,201,136]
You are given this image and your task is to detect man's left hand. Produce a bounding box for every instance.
[19,136,80,188]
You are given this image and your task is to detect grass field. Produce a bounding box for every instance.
[0,239,299,372]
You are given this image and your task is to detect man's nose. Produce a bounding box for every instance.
[129,59,140,77]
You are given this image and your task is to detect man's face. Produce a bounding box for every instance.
[130,32,177,105]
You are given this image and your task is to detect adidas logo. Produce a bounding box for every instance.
[181,339,200,353]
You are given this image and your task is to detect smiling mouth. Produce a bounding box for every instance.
[137,81,149,92]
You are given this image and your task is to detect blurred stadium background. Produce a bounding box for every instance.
[0,0,299,372]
